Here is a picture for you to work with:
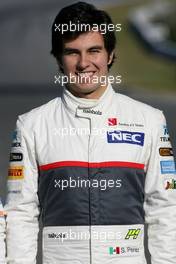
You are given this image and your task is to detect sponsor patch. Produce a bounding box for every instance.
[160,137,170,142]
[125,229,141,239]
[108,118,118,126]
[6,180,22,202]
[8,166,24,180]
[160,161,176,174]
[109,246,139,255]
[48,233,67,239]
[163,125,169,136]
[12,142,21,147]
[82,109,102,115]
[10,153,23,162]
[164,179,176,190]
[107,131,144,146]
[11,130,21,148]
[119,122,144,128]
[159,148,173,157]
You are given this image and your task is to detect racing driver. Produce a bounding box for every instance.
[5,2,176,264]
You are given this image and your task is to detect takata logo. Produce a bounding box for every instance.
[107,130,144,146]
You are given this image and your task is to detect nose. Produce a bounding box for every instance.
[77,53,90,70]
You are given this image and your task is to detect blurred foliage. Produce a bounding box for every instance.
[153,7,176,42]
[106,1,176,92]
[167,10,176,42]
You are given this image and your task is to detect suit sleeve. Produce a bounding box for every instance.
[4,117,40,264]
[0,198,6,264]
[144,111,176,264]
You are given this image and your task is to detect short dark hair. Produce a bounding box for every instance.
[50,1,116,70]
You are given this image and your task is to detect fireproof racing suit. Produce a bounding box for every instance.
[0,198,6,264]
[5,84,176,264]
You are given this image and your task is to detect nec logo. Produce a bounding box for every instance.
[107,130,145,146]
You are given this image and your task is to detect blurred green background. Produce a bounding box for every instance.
[106,0,176,92]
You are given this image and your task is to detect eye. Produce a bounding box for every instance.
[64,49,79,55]
[89,49,101,53]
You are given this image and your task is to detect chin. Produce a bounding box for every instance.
[71,83,101,95]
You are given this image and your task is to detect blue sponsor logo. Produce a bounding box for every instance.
[163,125,169,136]
[11,130,21,148]
[12,131,18,141]
[160,160,176,174]
[107,130,145,146]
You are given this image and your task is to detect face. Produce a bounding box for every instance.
[59,31,113,99]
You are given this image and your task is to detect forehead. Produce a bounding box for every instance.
[63,31,105,49]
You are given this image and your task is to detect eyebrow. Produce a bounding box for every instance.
[88,45,103,50]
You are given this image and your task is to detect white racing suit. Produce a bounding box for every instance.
[5,84,176,264]
[0,198,6,264]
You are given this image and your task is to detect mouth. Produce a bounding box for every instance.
[75,71,96,78]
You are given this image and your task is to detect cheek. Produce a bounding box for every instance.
[62,58,75,72]
[95,54,109,69]
[96,59,109,72]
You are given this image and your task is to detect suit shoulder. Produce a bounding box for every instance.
[116,92,162,115]
[17,97,61,128]
[115,93,165,126]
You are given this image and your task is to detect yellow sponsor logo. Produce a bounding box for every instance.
[125,229,141,239]
[8,166,24,180]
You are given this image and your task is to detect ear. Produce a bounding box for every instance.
[108,51,114,65]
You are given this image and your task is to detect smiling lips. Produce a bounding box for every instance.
[76,71,96,78]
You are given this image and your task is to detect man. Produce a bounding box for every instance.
[0,197,6,264]
[5,2,176,264]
